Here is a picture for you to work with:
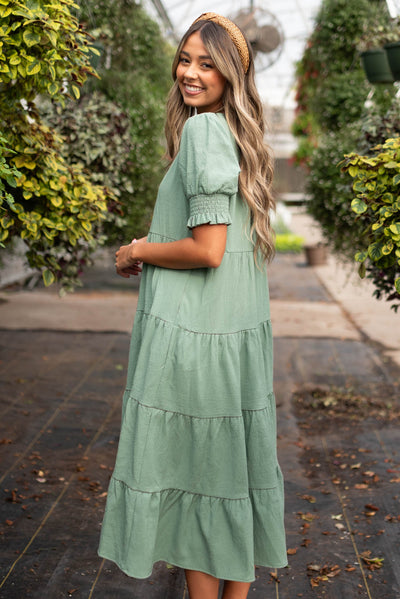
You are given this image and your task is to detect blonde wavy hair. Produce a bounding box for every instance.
[165,19,275,263]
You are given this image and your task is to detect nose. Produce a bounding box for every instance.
[184,62,199,80]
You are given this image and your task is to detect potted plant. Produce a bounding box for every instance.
[358,26,394,83]
[384,18,400,80]
[358,18,400,82]
[304,242,328,266]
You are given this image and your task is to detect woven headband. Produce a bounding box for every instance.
[192,12,250,74]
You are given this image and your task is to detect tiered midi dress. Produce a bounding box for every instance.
[98,112,287,582]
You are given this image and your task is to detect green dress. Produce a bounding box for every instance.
[98,112,287,582]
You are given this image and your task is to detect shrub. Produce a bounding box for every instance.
[293,0,394,164]
[41,92,133,245]
[305,125,362,260]
[340,137,400,310]
[78,0,174,239]
[275,234,304,254]
[306,98,400,263]
[0,0,112,292]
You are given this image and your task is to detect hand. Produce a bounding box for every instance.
[115,241,143,278]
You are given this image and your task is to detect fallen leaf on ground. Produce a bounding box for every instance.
[299,494,316,503]
[345,565,356,572]
[307,563,341,588]
[269,571,280,582]
[297,512,317,522]
[361,551,384,570]
[287,548,298,555]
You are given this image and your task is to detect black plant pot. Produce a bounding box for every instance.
[360,49,394,84]
[384,41,400,81]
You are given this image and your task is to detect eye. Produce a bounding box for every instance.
[179,56,190,64]
[201,63,213,69]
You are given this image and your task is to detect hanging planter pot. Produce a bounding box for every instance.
[360,48,394,83]
[384,41,400,80]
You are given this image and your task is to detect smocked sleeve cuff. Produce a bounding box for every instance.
[187,194,232,229]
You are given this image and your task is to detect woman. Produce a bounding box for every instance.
[99,12,287,599]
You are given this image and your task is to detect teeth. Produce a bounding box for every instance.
[185,85,202,91]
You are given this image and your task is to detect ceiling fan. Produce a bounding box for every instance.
[232,3,284,72]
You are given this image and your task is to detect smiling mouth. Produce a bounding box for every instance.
[183,84,204,94]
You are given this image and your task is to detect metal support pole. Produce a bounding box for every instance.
[149,0,179,43]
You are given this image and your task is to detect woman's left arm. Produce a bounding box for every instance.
[116,224,227,275]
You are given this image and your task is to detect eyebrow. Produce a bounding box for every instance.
[180,50,213,60]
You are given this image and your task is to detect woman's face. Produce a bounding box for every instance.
[176,31,226,114]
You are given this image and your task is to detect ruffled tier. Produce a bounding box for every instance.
[125,312,273,417]
[99,393,287,581]
[99,472,286,582]
[114,391,278,496]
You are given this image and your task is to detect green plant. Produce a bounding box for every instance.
[293,0,394,164]
[306,97,400,261]
[358,17,400,51]
[0,0,99,104]
[275,234,304,254]
[0,136,21,207]
[78,0,174,239]
[340,137,400,310]
[41,92,133,244]
[0,0,112,292]
[306,125,362,259]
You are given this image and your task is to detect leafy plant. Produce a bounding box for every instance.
[0,136,21,211]
[358,17,400,51]
[0,0,99,104]
[78,0,174,239]
[340,137,400,310]
[306,97,400,262]
[41,92,133,244]
[306,125,362,259]
[0,0,112,292]
[275,234,304,254]
[293,0,394,164]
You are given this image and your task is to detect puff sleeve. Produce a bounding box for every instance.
[178,113,241,229]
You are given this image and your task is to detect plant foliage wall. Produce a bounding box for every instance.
[293,0,400,309]
[76,0,174,240]
[0,0,173,291]
[0,0,111,291]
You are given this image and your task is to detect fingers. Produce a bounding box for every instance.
[116,269,130,278]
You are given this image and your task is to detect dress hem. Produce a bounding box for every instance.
[97,551,288,583]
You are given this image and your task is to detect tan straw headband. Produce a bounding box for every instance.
[192,12,250,74]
